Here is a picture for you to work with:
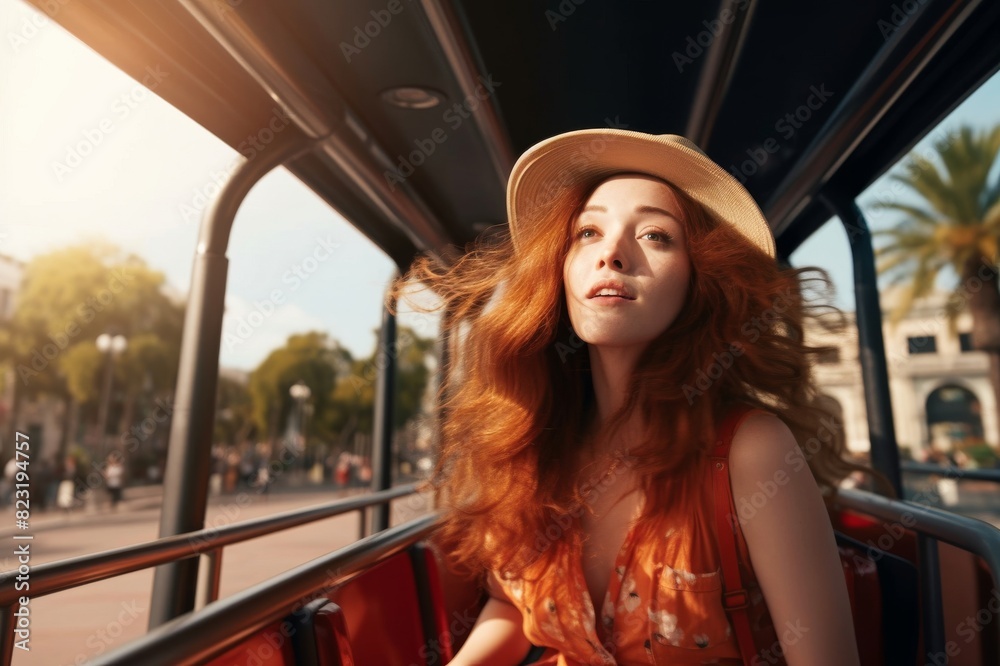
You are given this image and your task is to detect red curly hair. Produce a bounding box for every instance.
[395,176,868,583]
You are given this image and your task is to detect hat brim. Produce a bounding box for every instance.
[506,129,775,258]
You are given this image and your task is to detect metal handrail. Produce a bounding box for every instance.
[0,484,426,666]
[0,484,420,606]
[833,488,1000,661]
[90,513,441,666]
[833,488,1000,575]
[901,461,1000,484]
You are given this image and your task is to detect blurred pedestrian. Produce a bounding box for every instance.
[104,454,126,510]
[56,456,77,513]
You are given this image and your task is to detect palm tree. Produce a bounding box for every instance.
[875,124,1000,443]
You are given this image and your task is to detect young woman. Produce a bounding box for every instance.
[400,130,865,665]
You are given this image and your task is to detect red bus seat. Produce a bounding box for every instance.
[205,620,297,666]
[833,512,920,666]
[326,543,453,666]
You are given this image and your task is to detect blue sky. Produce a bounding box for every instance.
[1,0,999,370]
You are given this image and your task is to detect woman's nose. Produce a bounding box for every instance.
[598,236,628,271]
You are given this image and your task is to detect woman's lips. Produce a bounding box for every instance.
[586,279,635,299]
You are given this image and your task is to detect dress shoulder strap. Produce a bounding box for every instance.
[709,404,768,663]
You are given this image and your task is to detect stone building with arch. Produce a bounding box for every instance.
[806,289,996,459]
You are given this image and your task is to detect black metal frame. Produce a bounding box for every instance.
[819,193,904,497]
[150,133,319,628]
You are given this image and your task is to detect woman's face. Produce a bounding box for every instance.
[562,174,692,351]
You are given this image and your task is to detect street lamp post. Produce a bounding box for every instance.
[95,333,128,459]
[288,380,311,468]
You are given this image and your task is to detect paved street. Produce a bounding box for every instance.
[2,483,435,666]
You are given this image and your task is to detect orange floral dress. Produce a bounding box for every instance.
[493,457,744,666]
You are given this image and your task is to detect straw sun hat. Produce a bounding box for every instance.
[506,129,776,258]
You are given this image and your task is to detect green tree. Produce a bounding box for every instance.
[7,242,183,458]
[215,374,255,447]
[326,326,435,452]
[248,331,349,447]
[875,124,1000,441]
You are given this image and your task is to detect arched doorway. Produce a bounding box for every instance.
[925,384,983,452]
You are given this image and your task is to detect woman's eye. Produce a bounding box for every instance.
[642,231,672,243]
[577,227,597,239]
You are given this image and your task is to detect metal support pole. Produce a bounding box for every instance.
[918,535,947,662]
[819,193,903,497]
[370,280,399,533]
[148,136,314,628]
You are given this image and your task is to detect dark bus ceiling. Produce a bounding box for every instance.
[28,0,1000,267]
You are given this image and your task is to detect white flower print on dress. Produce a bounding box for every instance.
[618,572,641,613]
[601,594,615,632]
[538,596,566,643]
[649,608,684,646]
[506,577,524,602]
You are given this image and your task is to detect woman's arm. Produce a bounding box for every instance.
[729,412,861,666]
[448,572,534,666]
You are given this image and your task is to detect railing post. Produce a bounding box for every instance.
[819,193,903,497]
[200,549,223,607]
[370,280,399,533]
[918,535,947,661]
[358,507,368,540]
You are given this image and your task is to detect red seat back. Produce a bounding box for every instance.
[838,544,884,665]
[327,547,431,665]
[832,506,920,665]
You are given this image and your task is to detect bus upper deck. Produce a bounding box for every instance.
[4,0,1000,664]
